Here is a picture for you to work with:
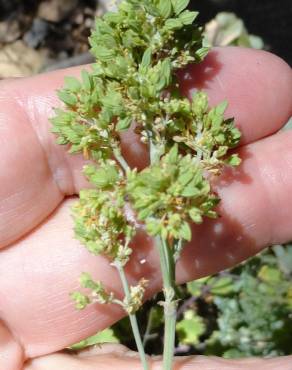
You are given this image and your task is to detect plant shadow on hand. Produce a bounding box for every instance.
[177,50,223,93]
[179,146,257,283]
[125,146,255,296]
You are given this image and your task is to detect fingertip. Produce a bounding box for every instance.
[178,47,292,144]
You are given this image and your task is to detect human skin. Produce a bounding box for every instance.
[0,47,291,370]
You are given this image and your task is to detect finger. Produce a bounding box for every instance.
[1,130,292,358]
[1,47,291,248]
[0,320,23,370]
[24,346,292,370]
[177,47,292,145]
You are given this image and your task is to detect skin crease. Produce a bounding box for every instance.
[0,47,291,369]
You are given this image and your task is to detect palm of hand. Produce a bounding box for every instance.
[0,47,291,370]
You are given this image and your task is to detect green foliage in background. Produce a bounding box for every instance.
[184,245,292,358]
[204,12,264,49]
[69,245,292,358]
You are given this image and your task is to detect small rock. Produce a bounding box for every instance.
[0,19,22,43]
[38,0,78,23]
[0,41,44,78]
[23,18,49,48]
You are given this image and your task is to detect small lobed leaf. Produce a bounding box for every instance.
[158,0,173,18]
[70,329,119,351]
[116,116,132,132]
[164,18,183,31]
[94,46,116,62]
[179,221,192,241]
[81,70,93,91]
[258,265,282,284]
[84,163,119,189]
[64,76,81,92]
[215,100,228,116]
[179,10,199,25]
[171,0,190,15]
[70,291,90,310]
[226,154,241,167]
[195,47,210,61]
[189,208,203,224]
[57,90,78,106]
[141,48,152,70]
[176,310,206,345]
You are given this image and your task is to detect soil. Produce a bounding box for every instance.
[0,0,98,77]
[0,1,290,78]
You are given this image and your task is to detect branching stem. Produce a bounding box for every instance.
[156,237,177,370]
[113,148,130,172]
[115,262,149,370]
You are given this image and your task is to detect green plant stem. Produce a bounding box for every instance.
[156,237,177,370]
[113,148,130,172]
[115,262,149,370]
[143,306,156,347]
[113,147,149,368]
[149,132,177,369]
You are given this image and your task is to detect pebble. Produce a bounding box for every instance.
[23,18,49,48]
[37,0,78,23]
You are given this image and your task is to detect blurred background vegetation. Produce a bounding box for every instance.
[1,0,291,359]
[0,0,291,78]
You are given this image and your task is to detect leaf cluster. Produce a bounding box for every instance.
[127,145,219,241]
[73,162,134,264]
[52,0,242,329]
[51,0,209,162]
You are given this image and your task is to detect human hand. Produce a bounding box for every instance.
[0,47,291,369]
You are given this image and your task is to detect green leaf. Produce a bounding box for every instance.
[70,291,90,310]
[187,277,209,296]
[215,100,228,116]
[273,244,292,275]
[209,276,235,296]
[178,170,194,187]
[161,58,172,86]
[101,90,124,114]
[192,91,209,116]
[70,329,119,350]
[195,47,210,61]
[56,137,68,145]
[103,11,123,24]
[189,208,203,224]
[64,76,81,92]
[141,48,152,70]
[146,219,161,236]
[167,144,179,164]
[226,154,241,167]
[176,310,206,345]
[179,10,198,25]
[84,164,119,189]
[158,0,172,18]
[116,117,132,131]
[94,46,116,62]
[181,184,200,197]
[81,70,93,90]
[258,266,282,284]
[164,18,183,31]
[58,90,78,106]
[179,221,192,241]
[171,0,190,15]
